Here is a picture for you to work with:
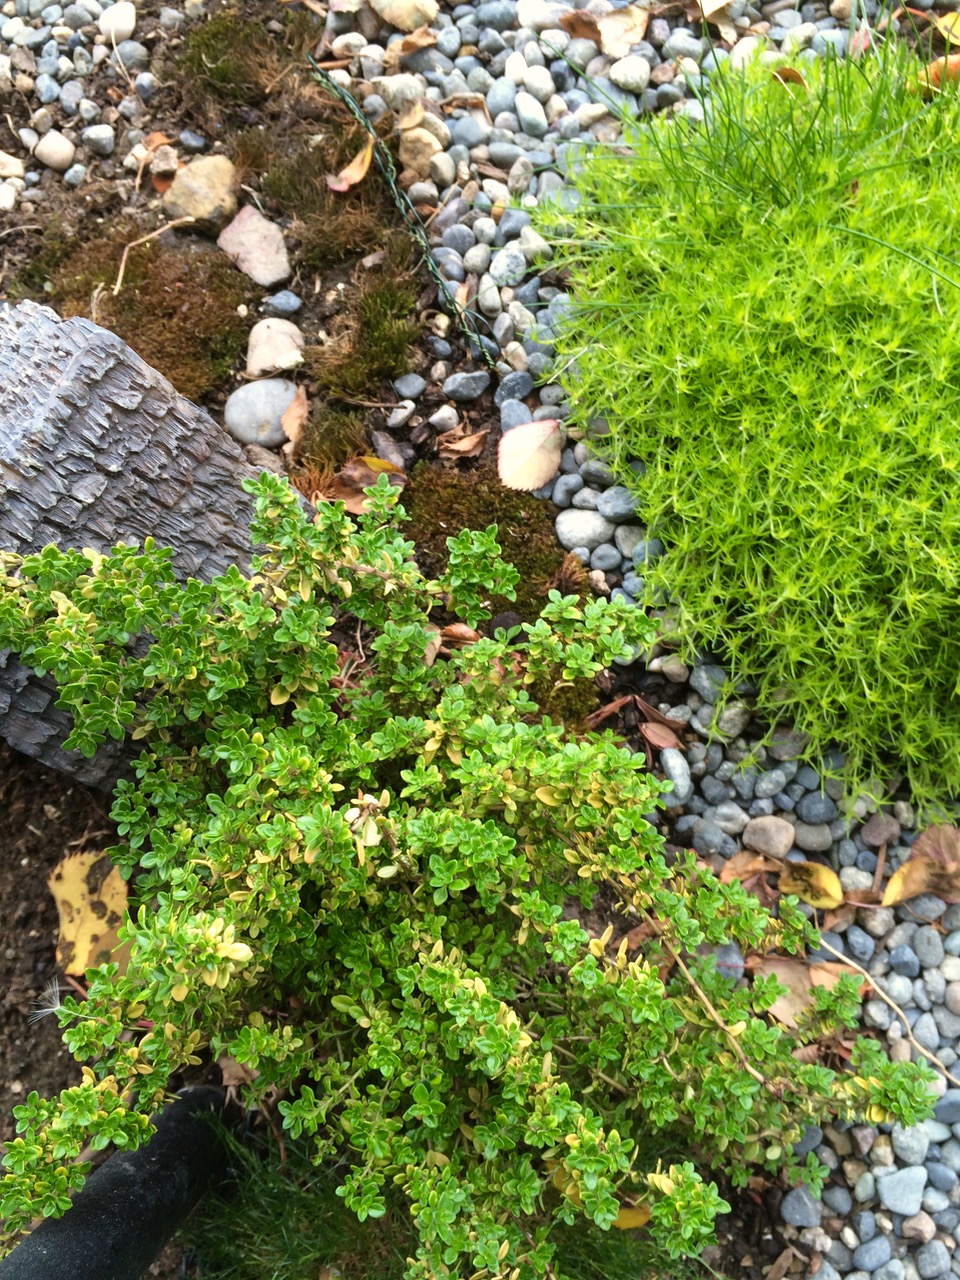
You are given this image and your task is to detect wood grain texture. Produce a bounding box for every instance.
[0,300,268,789]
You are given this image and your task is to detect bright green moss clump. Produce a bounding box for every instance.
[543,51,960,810]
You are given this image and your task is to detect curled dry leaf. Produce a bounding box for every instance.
[882,823,960,905]
[559,9,602,41]
[369,0,439,32]
[326,137,375,192]
[438,424,489,459]
[595,4,650,56]
[754,956,863,1030]
[217,1052,259,1089]
[384,23,437,68]
[498,419,562,491]
[719,849,779,886]
[320,455,407,515]
[48,851,130,977]
[915,53,960,97]
[772,66,809,89]
[778,859,844,910]
[440,623,481,647]
[280,384,308,450]
[423,624,442,668]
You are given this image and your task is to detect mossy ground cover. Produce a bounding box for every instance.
[542,50,960,811]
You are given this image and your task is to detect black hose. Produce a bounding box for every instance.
[0,1086,227,1280]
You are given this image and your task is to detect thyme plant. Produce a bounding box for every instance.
[541,50,960,809]
[0,476,934,1276]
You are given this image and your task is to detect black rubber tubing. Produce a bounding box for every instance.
[0,1086,227,1280]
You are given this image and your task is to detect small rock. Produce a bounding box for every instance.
[442,370,491,401]
[98,0,136,41]
[878,1166,927,1216]
[660,747,692,805]
[596,484,639,521]
[934,1090,960,1124]
[555,508,617,551]
[792,821,833,853]
[217,205,291,286]
[0,150,25,179]
[394,373,426,400]
[689,664,727,703]
[901,1211,936,1245]
[915,1241,951,1279]
[609,54,650,93]
[163,155,238,226]
[33,129,75,171]
[780,1185,821,1228]
[262,290,302,317]
[714,701,751,738]
[767,727,809,761]
[399,126,442,179]
[223,379,299,448]
[743,815,795,857]
[852,1237,891,1272]
[861,811,901,848]
[386,401,416,428]
[246,318,304,377]
[796,792,839,824]
[892,1123,930,1167]
[80,124,115,157]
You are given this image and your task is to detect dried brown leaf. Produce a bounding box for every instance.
[598,4,650,56]
[719,850,778,886]
[559,9,602,42]
[438,425,489,459]
[280,385,308,449]
[755,957,862,1029]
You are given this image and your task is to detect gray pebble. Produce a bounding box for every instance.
[878,1166,927,1216]
[796,791,839,824]
[224,379,298,448]
[571,487,600,510]
[822,1184,853,1215]
[596,484,639,521]
[555,508,616,551]
[913,926,945,968]
[792,821,833,853]
[443,371,491,401]
[780,1184,821,1228]
[916,1242,951,1279]
[393,373,426,400]
[890,944,921,978]
[852,1237,891,1272]
[891,1123,930,1167]
[589,542,621,571]
[551,473,583,507]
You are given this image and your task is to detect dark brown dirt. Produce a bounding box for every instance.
[0,743,111,1141]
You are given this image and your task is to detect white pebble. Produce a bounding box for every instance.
[98,0,137,41]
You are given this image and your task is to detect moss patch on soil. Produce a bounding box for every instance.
[402,461,568,620]
[303,232,419,407]
[179,14,282,112]
[43,232,254,402]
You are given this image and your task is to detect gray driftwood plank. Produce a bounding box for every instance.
[0,300,268,789]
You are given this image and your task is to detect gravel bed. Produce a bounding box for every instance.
[3,0,959,1276]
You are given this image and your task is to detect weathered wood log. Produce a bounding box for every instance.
[0,300,271,790]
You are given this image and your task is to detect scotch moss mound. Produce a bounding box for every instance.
[544,51,960,810]
[43,233,254,402]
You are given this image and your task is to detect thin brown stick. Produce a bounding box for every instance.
[552,1042,630,1095]
[816,935,960,1087]
[112,218,195,295]
[0,224,42,240]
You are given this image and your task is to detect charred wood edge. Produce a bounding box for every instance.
[0,1087,229,1280]
[0,299,275,791]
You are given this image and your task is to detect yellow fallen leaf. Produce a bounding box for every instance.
[326,138,374,192]
[614,1204,651,1229]
[47,851,130,977]
[778,860,844,909]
